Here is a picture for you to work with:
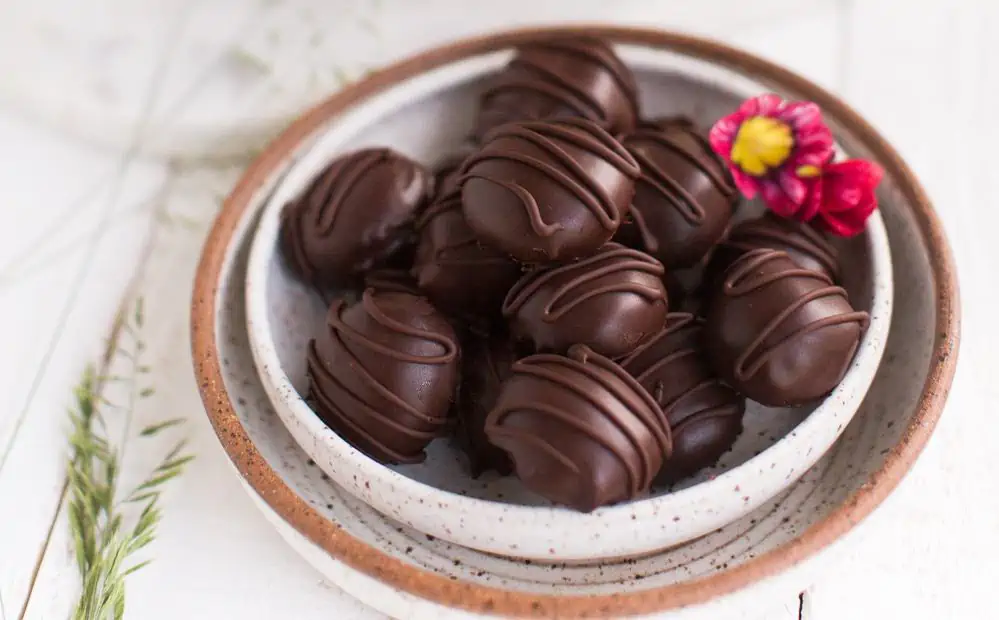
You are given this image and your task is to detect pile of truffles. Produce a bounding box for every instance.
[280,36,870,513]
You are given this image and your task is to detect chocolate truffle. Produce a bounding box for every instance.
[708,212,840,284]
[307,289,460,464]
[503,243,668,358]
[412,188,522,319]
[616,117,738,268]
[620,314,745,483]
[280,148,432,287]
[456,334,516,477]
[486,345,671,512]
[704,249,869,406]
[462,118,640,262]
[475,36,639,139]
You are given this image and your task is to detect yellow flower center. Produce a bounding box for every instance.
[730,117,793,176]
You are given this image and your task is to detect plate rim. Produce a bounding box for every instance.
[191,25,960,617]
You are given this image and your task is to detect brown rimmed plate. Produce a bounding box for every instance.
[192,26,959,618]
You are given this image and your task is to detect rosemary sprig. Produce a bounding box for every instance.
[67,299,193,620]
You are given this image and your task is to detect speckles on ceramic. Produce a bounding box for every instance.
[193,28,957,618]
[241,49,893,562]
[211,158,935,598]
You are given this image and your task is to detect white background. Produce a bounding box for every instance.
[0,1,996,618]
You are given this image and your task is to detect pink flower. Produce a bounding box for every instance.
[709,94,834,219]
[809,160,884,237]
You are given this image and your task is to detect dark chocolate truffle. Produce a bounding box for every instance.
[462,118,640,262]
[412,188,522,319]
[456,334,516,477]
[307,290,460,464]
[503,243,668,358]
[485,345,671,512]
[280,148,432,287]
[620,314,745,483]
[704,249,869,406]
[616,117,738,268]
[475,36,639,139]
[708,212,840,284]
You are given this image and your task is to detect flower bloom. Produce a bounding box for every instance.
[808,160,885,237]
[709,94,834,220]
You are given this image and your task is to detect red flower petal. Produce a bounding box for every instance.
[780,101,822,129]
[778,169,808,205]
[813,159,884,236]
[797,177,823,222]
[709,115,741,159]
[826,159,884,188]
[730,167,760,199]
[761,181,800,218]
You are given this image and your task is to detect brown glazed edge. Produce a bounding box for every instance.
[191,26,960,618]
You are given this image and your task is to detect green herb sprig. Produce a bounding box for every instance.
[67,299,193,620]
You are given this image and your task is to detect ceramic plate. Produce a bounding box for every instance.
[241,45,892,561]
[192,27,958,618]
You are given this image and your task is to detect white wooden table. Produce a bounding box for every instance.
[0,2,995,618]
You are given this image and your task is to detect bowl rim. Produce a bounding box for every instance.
[238,42,895,560]
[192,25,960,617]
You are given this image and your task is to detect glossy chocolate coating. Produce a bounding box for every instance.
[485,345,671,512]
[708,212,840,285]
[456,334,516,477]
[475,36,639,139]
[462,118,640,262]
[306,290,460,464]
[620,314,745,483]
[704,249,869,406]
[503,243,668,358]
[412,188,523,319]
[617,117,738,268]
[280,148,432,287]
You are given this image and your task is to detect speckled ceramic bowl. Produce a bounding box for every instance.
[238,32,893,562]
[193,27,958,617]
[239,33,894,562]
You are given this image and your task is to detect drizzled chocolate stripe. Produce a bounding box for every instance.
[629,125,736,201]
[462,120,638,233]
[481,37,638,128]
[502,245,664,321]
[620,312,745,483]
[306,290,459,464]
[312,149,389,234]
[722,250,868,382]
[724,215,839,281]
[331,290,458,365]
[486,346,669,502]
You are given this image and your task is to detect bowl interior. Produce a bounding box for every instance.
[214,139,929,596]
[256,52,879,506]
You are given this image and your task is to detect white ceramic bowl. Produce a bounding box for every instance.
[243,45,893,561]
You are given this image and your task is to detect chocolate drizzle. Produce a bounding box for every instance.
[307,290,460,464]
[620,314,745,483]
[710,212,840,283]
[617,118,738,268]
[485,345,670,511]
[462,118,639,262]
[279,148,431,287]
[476,36,639,138]
[705,249,869,406]
[502,243,668,358]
